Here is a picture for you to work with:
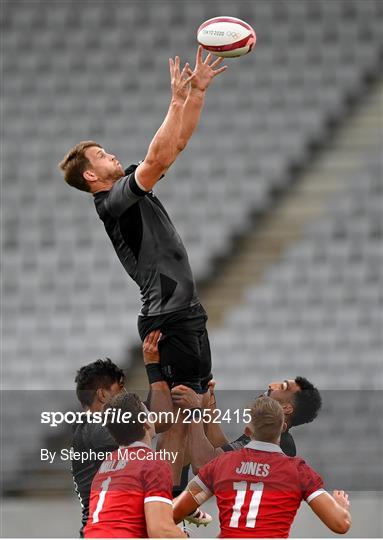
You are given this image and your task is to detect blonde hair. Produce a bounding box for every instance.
[59,140,101,192]
[250,396,284,442]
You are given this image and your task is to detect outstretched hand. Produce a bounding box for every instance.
[169,56,193,103]
[207,379,217,407]
[187,46,228,92]
[169,47,227,102]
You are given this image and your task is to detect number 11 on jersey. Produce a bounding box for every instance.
[229,481,264,528]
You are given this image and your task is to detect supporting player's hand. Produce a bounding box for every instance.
[186,46,228,92]
[143,330,161,365]
[169,56,194,104]
[207,379,217,407]
[171,385,202,410]
[332,490,350,511]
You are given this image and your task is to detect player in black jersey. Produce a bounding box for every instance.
[59,48,227,397]
[72,358,123,536]
[60,48,227,491]
[71,331,173,537]
[171,376,322,471]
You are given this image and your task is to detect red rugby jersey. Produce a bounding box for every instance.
[84,443,173,538]
[196,440,324,538]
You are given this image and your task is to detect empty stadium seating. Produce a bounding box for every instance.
[208,145,382,488]
[211,148,382,386]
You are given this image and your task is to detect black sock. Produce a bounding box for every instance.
[172,485,182,498]
[180,464,190,490]
[172,464,191,498]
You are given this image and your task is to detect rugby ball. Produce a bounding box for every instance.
[197,16,256,58]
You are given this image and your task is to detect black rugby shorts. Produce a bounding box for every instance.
[138,303,212,393]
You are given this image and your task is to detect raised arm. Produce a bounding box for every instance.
[177,47,227,150]
[135,47,227,191]
[309,490,351,534]
[135,56,193,191]
[171,385,223,473]
[188,415,224,473]
[203,379,230,448]
[143,330,173,433]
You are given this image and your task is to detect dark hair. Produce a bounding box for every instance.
[105,392,146,446]
[75,358,125,407]
[59,140,102,192]
[250,396,284,442]
[291,376,322,427]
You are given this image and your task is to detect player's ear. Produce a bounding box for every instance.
[244,425,253,438]
[282,402,294,416]
[83,169,97,183]
[96,387,107,404]
[281,421,288,433]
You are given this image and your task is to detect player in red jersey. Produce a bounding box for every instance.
[84,392,185,538]
[173,396,351,538]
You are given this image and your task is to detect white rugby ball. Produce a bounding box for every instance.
[197,16,256,58]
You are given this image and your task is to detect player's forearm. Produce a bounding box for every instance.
[149,383,174,433]
[336,508,351,534]
[157,411,188,484]
[202,388,229,447]
[173,492,200,524]
[145,99,184,170]
[205,418,229,447]
[174,482,211,524]
[323,508,351,534]
[327,504,351,534]
[149,524,186,538]
[310,492,351,534]
[189,421,218,472]
[177,89,206,150]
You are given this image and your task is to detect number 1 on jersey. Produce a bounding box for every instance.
[92,476,112,524]
[229,481,264,528]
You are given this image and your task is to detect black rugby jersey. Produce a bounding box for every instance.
[94,165,199,316]
[71,417,117,536]
[221,430,297,457]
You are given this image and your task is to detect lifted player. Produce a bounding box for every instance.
[59,48,227,398]
[173,396,351,538]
